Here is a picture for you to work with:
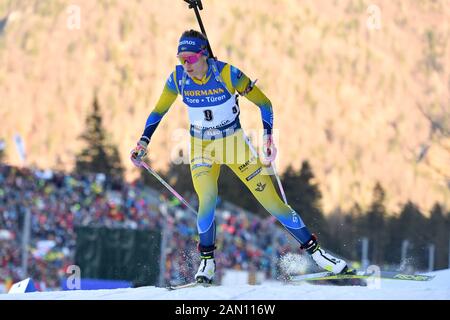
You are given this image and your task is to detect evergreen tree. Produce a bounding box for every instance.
[282,161,329,244]
[340,203,364,262]
[75,96,124,180]
[428,203,449,270]
[364,182,388,266]
[384,213,402,266]
[396,201,428,270]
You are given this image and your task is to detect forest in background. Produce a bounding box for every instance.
[0,0,449,215]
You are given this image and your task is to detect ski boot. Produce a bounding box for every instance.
[302,234,349,274]
[195,245,216,284]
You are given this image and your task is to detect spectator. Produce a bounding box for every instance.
[0,163,298,291]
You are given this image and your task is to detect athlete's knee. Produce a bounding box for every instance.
[197,192,217,207]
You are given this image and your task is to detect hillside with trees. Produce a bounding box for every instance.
[0,0,449,214]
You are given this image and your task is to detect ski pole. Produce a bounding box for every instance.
[271,163,288,205]
[183,0,215,59]
[140,161,198,215]
[242,131,288,204]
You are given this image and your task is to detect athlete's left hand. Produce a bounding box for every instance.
[261,134,277,166]
[130,140,148,167]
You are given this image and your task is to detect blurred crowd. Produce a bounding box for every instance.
[0,164,299,292]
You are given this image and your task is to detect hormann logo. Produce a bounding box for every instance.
[184,88,225,96]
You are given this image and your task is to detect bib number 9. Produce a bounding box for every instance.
[204,110,213,121]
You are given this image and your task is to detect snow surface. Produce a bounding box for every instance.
[1,269,449,300]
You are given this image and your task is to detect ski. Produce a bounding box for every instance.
[290,270,435,283]
[167,281,215,291]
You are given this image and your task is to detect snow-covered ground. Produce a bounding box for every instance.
[1,268,449,300]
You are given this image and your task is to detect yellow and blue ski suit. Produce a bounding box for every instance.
[141,59,313,250]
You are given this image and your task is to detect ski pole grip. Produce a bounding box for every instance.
[184,0,203,10]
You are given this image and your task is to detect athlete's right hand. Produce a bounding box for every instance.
[261,134,277,167]
[130,140,148,167]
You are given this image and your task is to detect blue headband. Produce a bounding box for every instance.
[177,36,208,55]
